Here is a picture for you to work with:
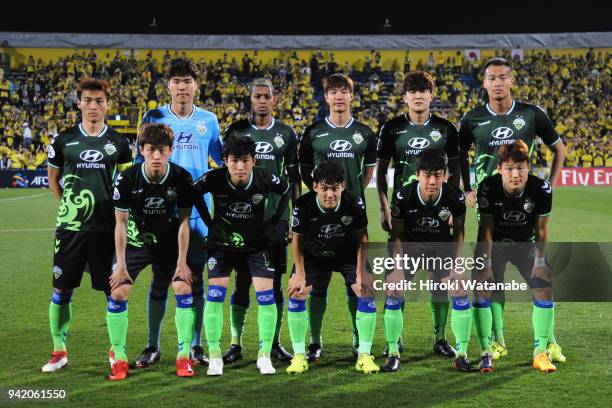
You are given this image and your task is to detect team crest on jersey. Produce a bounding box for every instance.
[104,142,117,156]
[47,145,55,159]
[274,135,284,148]
[513,117,526,130]
[113,187,120,200]
[166,188,177,202]
[252,193,264,204]
[197,121,207,135]
[207,257,217,271]
[291,215,300,228]
[53,266,62,279]
[429,129,442,142]
[438,207,451,222]
[352,132,364,145]
[523,199,535,213]
[341,215,353,225]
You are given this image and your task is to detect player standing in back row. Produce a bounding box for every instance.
[136,57,223,367]
[298,73,377,361]
[222,78,301,364]
[459,57,566,363]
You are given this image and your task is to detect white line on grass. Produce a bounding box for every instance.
[0,227,55,233]
[0,192,51,202]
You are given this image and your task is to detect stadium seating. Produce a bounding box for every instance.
[0,48,609,170]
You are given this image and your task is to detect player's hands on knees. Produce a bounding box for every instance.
[466,190,477,208]
[174,262,193,285]
[381,208,392,232]
[287,274,307,298]
[531,264,553,283]
[109,263,132,291]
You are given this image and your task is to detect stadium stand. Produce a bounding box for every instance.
[0,48,609,170]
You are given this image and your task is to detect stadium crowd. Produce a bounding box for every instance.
[0,48,609,170]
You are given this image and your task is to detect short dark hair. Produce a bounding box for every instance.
[77,77,111,100]
[223,135,255,159]
[483,57,512,73]
[166,57,199,80]
[323,73,354,94]
[416,149,448,173]
[497,140,529,165]
[403,71,434,94]
[312,161,345,185]
[138,123,174,148]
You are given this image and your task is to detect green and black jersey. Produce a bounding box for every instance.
[291,190,367,260]
[193,166,290,252]
[114,162,194,248]
[299,117,376,199]
[459,100,561,188]
[378,113,458,197]
[477,173,552,242]
[47,123,132,231]
[224,117,299,220]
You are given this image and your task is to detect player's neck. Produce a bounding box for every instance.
[328,111,352,128]
[144,162,168,183]
[488,97,514,115]
[170,102,194,118]
[418,183,441,204]
[503,183,524,197]
[252,114,273,129]
[81,120,105,137]
[408,110,430,125]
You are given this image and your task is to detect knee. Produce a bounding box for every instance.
[172,280,191,295]
[111,285,131,301]
[310,285,328,298]
[149,286,169,301]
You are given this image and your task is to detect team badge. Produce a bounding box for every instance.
[53,266,63,279]
[197,121,207,135]
[104,142,117,155]
[513,117,526,130]
[113,188,120,200]
[166,188,177,202]
[207,257,217,271]
[341,215,353,225]
[291,215,300,228]
[352,132,364,145]
[274,135,284,148]
[47,145,55,159]
[438,207,451,221]
[430,130,442,142]
[523,199,535,213]
[252,193,263,204]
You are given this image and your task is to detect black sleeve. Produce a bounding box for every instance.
[118,135,133,163]
[298,127,314,187]
[47,135,64,169]
[458,114,474,152]
[534,106,561,147]
[291,202,306,235]
[192,170,212,194]
[390,186,410,220]
[352,195,368,230]
[376,122,393,161]
[450,187,467,218]
[364,127,377,167]
[176,169,194,211]
[445,122,459,159]
[476,179,493,216]
[285,127,300,183]
[113,171,131,212]
[535,178,553,216]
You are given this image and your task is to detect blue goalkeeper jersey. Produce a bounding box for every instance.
[139,104,223,239]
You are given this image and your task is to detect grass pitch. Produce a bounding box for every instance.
[0,187,610,407]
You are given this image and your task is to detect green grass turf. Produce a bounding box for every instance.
[0,187,610,407]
